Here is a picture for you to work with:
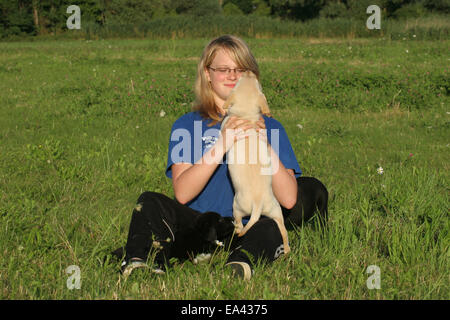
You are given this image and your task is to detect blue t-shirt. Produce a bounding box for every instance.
[165,111,302,217]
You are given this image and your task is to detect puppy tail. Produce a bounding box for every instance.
[237,201,263,237]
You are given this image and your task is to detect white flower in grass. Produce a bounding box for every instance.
[377,167,384,175]
[193,253,212,265]
[159,110,166,117]
[215,240,224,247]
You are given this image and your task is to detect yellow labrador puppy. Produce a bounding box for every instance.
[221,71,290,254]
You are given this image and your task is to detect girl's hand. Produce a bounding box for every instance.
[255,116,266,132]
[219,116,256,152]
[256,117,268,143]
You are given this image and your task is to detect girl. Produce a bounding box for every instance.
[122,35,302,280]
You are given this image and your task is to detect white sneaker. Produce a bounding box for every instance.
[121,258,165,277]
[225,261,253,280]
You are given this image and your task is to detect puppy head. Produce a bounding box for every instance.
[225,70,270,118]
[195,212,235,244]
[215,216,235,239]
[236,70,258,92]
[228,70,258,94]
[242,70,257,79]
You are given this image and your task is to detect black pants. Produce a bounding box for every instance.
[124,179,305,269]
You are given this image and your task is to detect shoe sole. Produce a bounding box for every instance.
[122,260,166,277]
[226,261,252,280]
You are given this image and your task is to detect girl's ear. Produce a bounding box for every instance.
[205,67,211,82]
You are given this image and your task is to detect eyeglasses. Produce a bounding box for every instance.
[208,67,247,76]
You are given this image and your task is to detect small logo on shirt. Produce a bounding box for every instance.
[202,136,218,149]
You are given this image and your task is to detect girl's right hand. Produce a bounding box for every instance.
[219,116,256,152]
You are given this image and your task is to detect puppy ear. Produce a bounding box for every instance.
[196,212,219,243]
[258,94,272,117]
[245,70,255,78]
[216,217,235,239]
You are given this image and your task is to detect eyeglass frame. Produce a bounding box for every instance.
[208,66,247,75]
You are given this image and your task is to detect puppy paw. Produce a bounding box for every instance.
[284,245,291,254]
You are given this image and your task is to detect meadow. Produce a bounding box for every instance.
[0,36,448,299]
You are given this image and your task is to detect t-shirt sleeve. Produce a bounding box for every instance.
[165,115,194,179]
[267,118,302,178]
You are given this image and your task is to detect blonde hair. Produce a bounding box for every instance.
[193,35,260,126]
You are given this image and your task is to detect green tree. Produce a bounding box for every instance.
[423,0,449,13]
[174,0,222,16]
[223,0,253,14]
[0,0,35,36]
[320,0,348,18]
[268,0,326,20]
[102,0,155,24]
[223,2,245,15]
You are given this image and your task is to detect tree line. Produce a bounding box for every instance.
[1,0,448,38]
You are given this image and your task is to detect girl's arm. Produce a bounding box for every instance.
[269,147,298,209]
[257,119,298,209]
[171,145,224,205]
[171,117,254,204]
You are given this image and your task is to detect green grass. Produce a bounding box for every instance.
[0,38,448,299]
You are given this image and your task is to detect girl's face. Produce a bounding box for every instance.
[205,49,244,113]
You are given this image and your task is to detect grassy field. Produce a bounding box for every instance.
[0,37,448,300]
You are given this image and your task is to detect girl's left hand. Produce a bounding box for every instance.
[255,117,266,131]
[256,117,268,143]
